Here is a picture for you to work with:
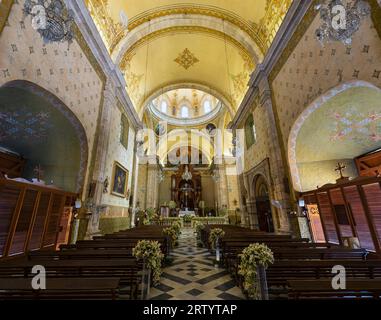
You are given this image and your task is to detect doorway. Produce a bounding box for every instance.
[255,176,275,233]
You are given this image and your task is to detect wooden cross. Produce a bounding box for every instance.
[335,162,346,179]
[33,164,44,181]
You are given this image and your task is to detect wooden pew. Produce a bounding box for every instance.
[287,279,381,299]
[0,259,141,299]
[0,277,122,300]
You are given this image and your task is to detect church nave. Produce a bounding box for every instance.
[150,228,245,301]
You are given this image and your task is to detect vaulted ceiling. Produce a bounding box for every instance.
[85,0,292,114]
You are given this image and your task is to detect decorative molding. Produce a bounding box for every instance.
[229,0,313,129]
[120,26,254,71]
[109,4,265,54]
[113,13,263,64]
[0,0,14,35]
[67,0,143,130]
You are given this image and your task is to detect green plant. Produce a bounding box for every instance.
[163,227,178,245]
[182,214,192,223]
[194,221,205,238]
[171,220,182,236]
[146,207,156,220]
[168,201,177,209]
[208,228,225,248]
[238,243,274,300]
[133,240,164,285]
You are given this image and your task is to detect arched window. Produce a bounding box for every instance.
[204,100,211,113]
[245,114,257,149]
[161,101,168,113]
[181,106,189,118]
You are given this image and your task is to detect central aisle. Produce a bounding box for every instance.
[150,228,245,300]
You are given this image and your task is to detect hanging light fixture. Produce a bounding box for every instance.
[24,0,74,45]
[315,0,371,46]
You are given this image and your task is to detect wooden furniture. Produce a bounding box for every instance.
[0,178,76,260]
[0,151,25,178]
[355,149,381,177]
[303,176,381,254]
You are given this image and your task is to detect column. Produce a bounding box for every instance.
[84,79,115,239]
[258,78,292,234]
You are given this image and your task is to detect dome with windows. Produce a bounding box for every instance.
[148,88,223,126]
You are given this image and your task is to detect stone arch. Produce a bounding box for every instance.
[0,80,89,193]
[139,82,235,121]
[288,80,381,192]
[113,13,263,65]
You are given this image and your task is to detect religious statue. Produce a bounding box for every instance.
[33,164,44,182]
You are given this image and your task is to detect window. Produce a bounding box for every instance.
[204,100,211,113]
[245,114,256,149]
[161,101,168,113]
[181,106,189,118]
[120,114,129,149]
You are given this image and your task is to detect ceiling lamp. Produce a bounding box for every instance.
[23,0,74,45]
[315,0,370,46]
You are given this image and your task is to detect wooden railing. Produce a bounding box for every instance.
[0,178,75,259]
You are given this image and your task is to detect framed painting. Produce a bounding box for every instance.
[111,162,128,198]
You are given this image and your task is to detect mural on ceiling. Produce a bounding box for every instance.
[329,108,381,144]
[0,107,52,142]
[174,48,200,70]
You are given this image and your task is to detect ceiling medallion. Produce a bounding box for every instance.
[315,0,370,46]
[174,48,200,70]
[23,0,74,45]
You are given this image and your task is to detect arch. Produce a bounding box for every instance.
[113,11,263,64]
[0,80,89,193]
[251,173,275,233]
[139,82,235,121]
[288,80,381,192]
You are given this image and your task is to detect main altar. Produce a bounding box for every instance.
[170,164,202,216]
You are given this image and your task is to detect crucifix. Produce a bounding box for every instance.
[33,164,44,182]
[335,162,346,179]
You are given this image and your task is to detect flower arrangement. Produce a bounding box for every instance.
[163,227,178,245]
[208,228,225,248]
[195,222,205,238]
[182,214,193,223]
[238,243,274,300]
[133,240,164,284]
[171,220,182,236]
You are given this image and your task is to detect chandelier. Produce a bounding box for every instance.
[315,0,370,46]
[24,0,74,44]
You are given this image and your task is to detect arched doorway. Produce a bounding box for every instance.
[0,80,88,193]
[254,175,275,233]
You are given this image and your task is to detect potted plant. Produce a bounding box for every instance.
[168,201,177,217]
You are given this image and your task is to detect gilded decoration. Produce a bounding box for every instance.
[174,48,200,70]
[0,0,14,35]
[86,0,125,52]
[85,3,293,54]
[257,0,294,49]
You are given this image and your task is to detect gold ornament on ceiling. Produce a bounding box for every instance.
[86,0,124,52]
[174,48,200,70]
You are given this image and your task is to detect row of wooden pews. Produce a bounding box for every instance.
[202,225,381,299]
[0,225,167,300]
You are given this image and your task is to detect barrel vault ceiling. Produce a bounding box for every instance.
[85,0,293,114]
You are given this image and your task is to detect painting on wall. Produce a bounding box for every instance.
[111,162,128,198]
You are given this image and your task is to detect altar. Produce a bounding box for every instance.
[179,210,196,217]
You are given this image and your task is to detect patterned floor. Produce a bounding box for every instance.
[149,228,246,300]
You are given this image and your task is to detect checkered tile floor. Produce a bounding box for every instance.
[149,228,246,300]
